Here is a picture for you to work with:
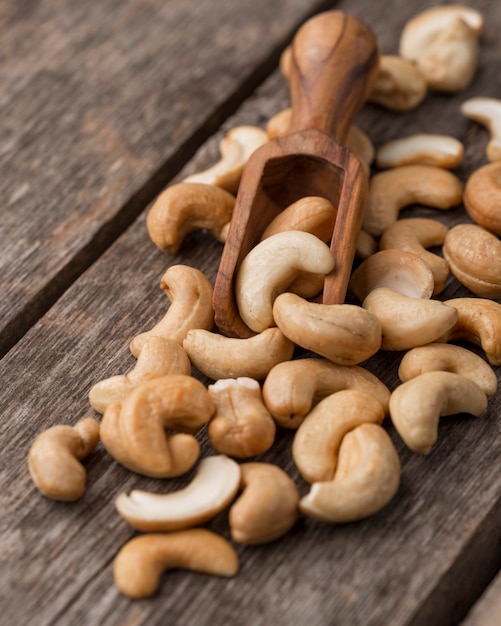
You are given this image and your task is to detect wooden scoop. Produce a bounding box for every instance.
[213,10,380,338]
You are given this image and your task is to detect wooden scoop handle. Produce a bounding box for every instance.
[288,11,379,143]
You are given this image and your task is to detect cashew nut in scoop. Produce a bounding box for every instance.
[362,165,462,237]
[398,344,498,398]
[273,293,382,366]
[114,529,239,599]
[229,462,300,545]
[130,264,214,357]
[207,378,276,458]
[89,337,191,414]
[146,182,235,253]
[183,125,268,194]
[292,389,386,484]
[300,423,401,524]
[379,218,450,295]
[263,358,390,429]
[376,134,464,170]
[367,55,427,111]
[463,162,501,235]
[115,455,241,532]
[235,230,334,333]
[461,98,501,163]
[28,418,100,501]
[389,371,488,455]
[100,375,214,478]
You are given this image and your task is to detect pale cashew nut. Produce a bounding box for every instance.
[113,529,239,599]
[300,423,401,523]
[375,134,464,170]
[362,165,462,237]
[229,462,300,544]
[207,378,276,457]
[273,293,382,366]
[235,230,334,333]
[130,264,214,357]
[115,455,241,532]
[262,358,390,429]
[183,125,268,193]
[463,162,501,235]
[183,327,294,381]
[398,344,498,398]
[461,98,501,162]
[146,182,235,253]
[368,55,427,111]
[292,389,385,483]
[28,418,100,501]
[379,218,450,294]
[389,371,488,455]
[266,107,291,140]
[100,375,214,477]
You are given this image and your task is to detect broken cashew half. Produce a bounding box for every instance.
[461,97,501,162]
[368,55,427,111]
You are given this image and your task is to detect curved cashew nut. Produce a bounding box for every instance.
[115,455,241,532]
[389,371,488,454]
[463,162,501,235]
[362,165,462,237]
[262,358,390,429]
[461,98,501,162]
[183,327,294,381]
[379,218,450,294]
[130,265,214,357]
[376,134,464,170]
[292,389,386,483]
[28,418,100,501]
[398,344,498,398]
[368,55,427,111]
[100,375,214,477]
[300,423,401,523]
[273,293,382,366]
[114,529,239,599]
[146,182,235,253]
[229,462,299,544]
[207,378,276,458]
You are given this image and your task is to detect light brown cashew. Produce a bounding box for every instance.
[146,182,235,253]
[398,344,498,398]
[130,264,214,357]
[229,462,299,544]
[461,98,501,162]
[363,287,458,351]
[100,375,214,478]
[463,162,501,235]
[273,293,382,366]
[438,298,501,366]
[368,55,427,111]
[262,358,390,429]
[115,455,241,532]
[183,327,294,381]
[114,529,239,599]
[376,134,464,170]
[266,107,291,139]
[389,371,488,455]
[292,389,386,483]
[235,230,334,333]
[207,378,276,458]
[379,218,450,295]
[443,224,501,298]
[89,337,191,414]
[362,165,463,237]
[28,418,100,501]
[300,423,401,523]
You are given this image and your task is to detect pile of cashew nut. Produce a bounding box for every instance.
[28,4,501,600]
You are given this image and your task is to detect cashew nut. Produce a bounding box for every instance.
[463,162,501,235]
[113,529,239,599]
[28,418,100,501]
[229,462,300,544]
[368,55,427,111]
[101,375,214,477]
[362,165,462,237]
[273,293,382,366]
[207,378,276,457]
[375,134,464,170]
[461,98,501,162]
[235,230,334,333]
[262,358,390,429]
[183,327,294,381]
[146,182,235,253]
[300,423,401,523]
[389,371,488,455]
[398,344,498,398]
[130,264,214,357]
[115,455,241,532]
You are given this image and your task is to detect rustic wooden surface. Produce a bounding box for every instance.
[1,0,501,625]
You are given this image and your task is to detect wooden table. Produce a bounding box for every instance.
[1,1,500,624]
